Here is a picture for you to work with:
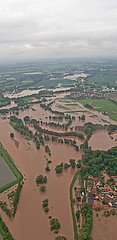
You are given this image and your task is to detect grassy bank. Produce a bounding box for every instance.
[70,171,80,240]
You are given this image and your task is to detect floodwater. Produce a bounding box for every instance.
[0,98,117,240]
[0,154,16,187]
[18,103,56,122]
[4,88,45,99]
[51,99,117,127]
[89,129,117,151]
[4,87,72,99]
[64,73,89,80]
[0,118,82,240]
[92,211,117,240]
[53,87,73,92]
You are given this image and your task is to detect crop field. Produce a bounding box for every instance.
[86,70,117,88]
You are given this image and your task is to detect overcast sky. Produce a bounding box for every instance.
[0,0,117,62]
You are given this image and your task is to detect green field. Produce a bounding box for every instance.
[78,98,117,121]
[86,71,117,88]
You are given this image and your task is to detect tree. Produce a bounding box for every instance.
[23,116,30,122]
[50,218,60,231]
[36,175,47,185]
[10,132,14,138]
[81,114,85,121]
[45,165,50,172]
[64,163,70,169]
[76,210,80,221]
[55,163,63,173]
[69,159,76,168]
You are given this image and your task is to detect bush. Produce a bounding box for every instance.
[45,165,50,172]
[55,237,67,240]
[40,186,46,192]
[42,199,49,213]
[44,206,49,212]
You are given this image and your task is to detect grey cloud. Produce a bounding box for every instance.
[0,0,117,61]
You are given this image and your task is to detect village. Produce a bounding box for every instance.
[73,172,117,234]
[86,174,117,212]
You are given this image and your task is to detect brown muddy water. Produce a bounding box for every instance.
[89,129,117,151]
[4,89,45,99]
[18,103,57,122]
[0,118,82,240]
[52,99,117,126]
[92,211,117,240]
[17,101,107,133]
[0,110,117,240]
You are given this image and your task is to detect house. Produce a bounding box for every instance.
[94,194,99,200]
[113,176,117,181]
[87,186,91,192]
[87,194,94,207]
[92,187,97,194]
[115,182,117,191]
[108,192,114,199]
[102,193,107,200]
[98,193,104,200]
[111,198,117,210]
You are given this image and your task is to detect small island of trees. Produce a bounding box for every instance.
[35,175,47,185]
